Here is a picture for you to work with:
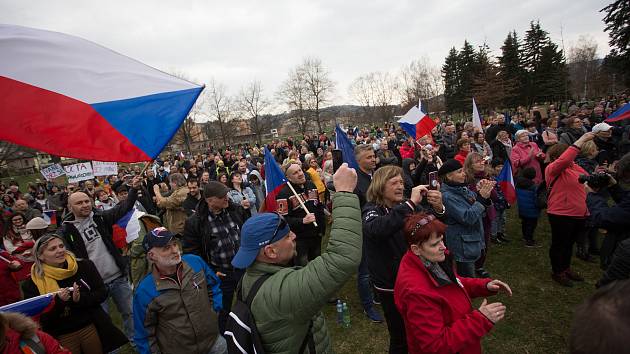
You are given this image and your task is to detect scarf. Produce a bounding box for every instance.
[31,253,78,294]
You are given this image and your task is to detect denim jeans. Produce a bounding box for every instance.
[357,245,374,310]
[208,335,228,354]
[101,276,134,343]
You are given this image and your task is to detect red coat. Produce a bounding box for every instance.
[0,252,24,307]
[1,313,70,354]
[394,251,495,354]
[400,143,415,159]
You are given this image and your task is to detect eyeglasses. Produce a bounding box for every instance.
[410,214,436,237]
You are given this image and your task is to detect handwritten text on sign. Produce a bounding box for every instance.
[92,161,118,176]
[40,164,66,181]
[64,162,94,183]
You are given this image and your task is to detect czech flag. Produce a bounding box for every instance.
[112,207,146,248]
[0,293,55,318]
[260,148,286,212]
[335,124,359,170]
[397,104,437,140]
[605,103,630,123]
[497,161,516,204]
[42,210,56,226]
[0,24,203,162]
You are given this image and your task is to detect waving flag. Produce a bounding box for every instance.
[397,104,437,140]
[497,161,516,204]
[335,124,359,169]
[0,293,55,318]
[0,24,203,162]
[472,98,483,130]
[112,207,146,248]
[42,210,57,226]
[605,103,630,123]
[261,148,287,212]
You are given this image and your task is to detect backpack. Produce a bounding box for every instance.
[224,274,315,354]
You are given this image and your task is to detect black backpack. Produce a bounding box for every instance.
[224,274,315,354]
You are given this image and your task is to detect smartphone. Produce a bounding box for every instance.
[332,150,344,173]
[428,171,438,190]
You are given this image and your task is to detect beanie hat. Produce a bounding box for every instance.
[437,159,463,177]
[232,213,290,269]
[515,129,529,138]
[203,181,229,199]
[25,217,49,230]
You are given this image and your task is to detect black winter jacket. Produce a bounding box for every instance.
[182,199,246,271]
[275,180,325,239]
[22,259,128,352]
[362,200,444,291]
[60,188,138,276]
[598,238,630,288]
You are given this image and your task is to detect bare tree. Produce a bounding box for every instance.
[0,141,25,170]
[299,57,335,133]
[207,79,232,147]
[398,57,444,110]
[277,68,310,137]
[348,74,375,120]
[238,81,270,145]
[169,70,206,153]
[568,35,599,100]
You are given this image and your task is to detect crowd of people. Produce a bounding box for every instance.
[0,95,629,353]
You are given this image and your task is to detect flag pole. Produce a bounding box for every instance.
[0,255,11,264]
[139,159,154,176]
[286,182,318,228]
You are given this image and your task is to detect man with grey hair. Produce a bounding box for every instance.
[153,173,189,235]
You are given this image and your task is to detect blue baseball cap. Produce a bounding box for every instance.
[143,227,176,251]
[231,213,290,269]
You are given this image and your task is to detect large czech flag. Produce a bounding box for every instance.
[0,293,55,318]
[605,103,630,123]
[0,24,203,162]
[397,104,437,140]
[260,148,287,212]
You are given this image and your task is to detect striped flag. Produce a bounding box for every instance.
[260,148,287,212]
[605,103,630,123]
[0,293,55,318]
[335,124,359,169]
[112,207,146,248]
[497,161,516,204]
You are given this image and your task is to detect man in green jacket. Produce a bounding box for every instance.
[231,163,361,353]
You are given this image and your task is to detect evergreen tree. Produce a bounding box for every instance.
[472,45,506,112]
[533,42,568,103]
[498,30,525,108]
[601,0,630,88]
[442,47,460,114]
[457,40,477,113]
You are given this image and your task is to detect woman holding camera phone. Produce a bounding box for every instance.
[22,234,127,354]
[545,132,595,287]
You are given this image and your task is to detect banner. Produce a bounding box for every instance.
[40,164,65,181]
[92,161,118,176]
[64,162,94,183]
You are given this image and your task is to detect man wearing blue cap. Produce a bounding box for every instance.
[132,227,226,354]
[231,163,362,353]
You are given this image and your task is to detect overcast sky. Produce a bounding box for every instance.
[1,0,612,110]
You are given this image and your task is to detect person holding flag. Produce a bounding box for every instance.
[21,234,128,353]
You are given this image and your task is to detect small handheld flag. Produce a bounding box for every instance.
[497,161,516,204]
[397,104,437,140]
[472,98,483,130]
[334,124,359,169]
[0,293,55,317]
[605,103,630,123]
[261,148,287,212]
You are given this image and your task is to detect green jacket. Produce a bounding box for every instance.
[242,192,362,354]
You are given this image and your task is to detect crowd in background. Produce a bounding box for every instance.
[0,94,629,353]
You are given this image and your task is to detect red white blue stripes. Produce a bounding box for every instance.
[0,24,203,162]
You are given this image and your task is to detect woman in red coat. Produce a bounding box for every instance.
[394,212,512,354]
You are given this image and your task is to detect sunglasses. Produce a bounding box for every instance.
[270,213,288,244]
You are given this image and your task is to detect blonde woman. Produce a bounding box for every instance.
[21,234,127,354]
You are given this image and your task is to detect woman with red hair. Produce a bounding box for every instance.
[394,212,512,354]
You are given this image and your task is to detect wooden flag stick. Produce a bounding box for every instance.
[0,255,11,264]
[139,159,154,176]
[286,182,318,228]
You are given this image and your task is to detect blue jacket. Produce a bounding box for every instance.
[515,178,540,218]
[133,254,222,354]
[440,183,486,263]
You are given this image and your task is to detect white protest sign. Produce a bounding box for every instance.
[92,161,118,176]
[40,164,65,181]
[64,162,94,183]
